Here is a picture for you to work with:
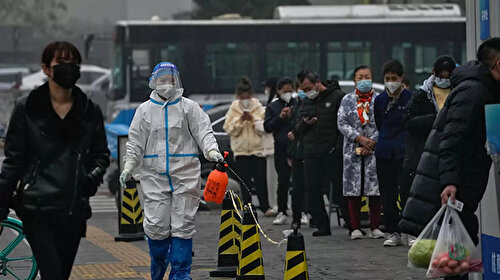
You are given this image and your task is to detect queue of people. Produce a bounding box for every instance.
[223,39,500,257]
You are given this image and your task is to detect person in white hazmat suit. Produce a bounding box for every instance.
[119,62,223,280]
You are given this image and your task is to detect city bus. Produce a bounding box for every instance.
[108,3,466,107]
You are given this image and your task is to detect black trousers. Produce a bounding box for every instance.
[304,153,350,231]
[235,155,270,211]
[274,153,291,214]
[23,217,84,280]
[376,157,404,234]
[291,157,307,222]
[399,167,415,213]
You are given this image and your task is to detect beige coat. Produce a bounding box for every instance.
[254,120,275,156]
[223,98,265,157]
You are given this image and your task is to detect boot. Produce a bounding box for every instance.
[169,237,193,280]
[148,237,171,280]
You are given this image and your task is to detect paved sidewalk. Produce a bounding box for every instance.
[70,207,426,280]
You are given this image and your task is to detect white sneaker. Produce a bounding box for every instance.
[300,212,309,225]
[383,233,403,247]
[273,212,288,225]
[264,208,277,217]
[370,229,385,239]
[408,235,417,247]
[350,229,363,240]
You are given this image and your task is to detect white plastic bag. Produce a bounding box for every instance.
[426,206,483,278]
[408,204,446,268]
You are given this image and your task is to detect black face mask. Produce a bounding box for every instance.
[51,63,81,89]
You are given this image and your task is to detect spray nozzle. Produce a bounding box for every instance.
[215,151,230,172]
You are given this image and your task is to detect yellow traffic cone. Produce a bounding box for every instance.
[237,205,264,280]
[210,192,241,277]
[284,227,309,280]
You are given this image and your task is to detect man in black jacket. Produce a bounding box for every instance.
[296,70,349,236]
[400,39,500,280]
[0,42,110,280]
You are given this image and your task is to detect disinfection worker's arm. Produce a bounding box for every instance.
[124,105,150,170]
[223,104,244,137]
[187,101,219,160]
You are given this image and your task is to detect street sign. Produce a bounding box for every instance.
[480,0,490,40]
[482,234,500,279]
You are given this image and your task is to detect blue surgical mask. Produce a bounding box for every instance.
[297,90,306,100]
[434,77,451,89]
[356,79,372,93]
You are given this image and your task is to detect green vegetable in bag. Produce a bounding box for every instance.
[408,239,437,267]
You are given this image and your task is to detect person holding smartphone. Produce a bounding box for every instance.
[295,71,348,236]
[264,77,297,225]
[223,77,274,216]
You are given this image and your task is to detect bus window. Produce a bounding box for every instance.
[266,42,320,78]
[159,45,185,72]
[415,45,437,74]
[205,43,258,93]
[392,42,412,70]
[327,41,370,80]
[110,45,124,100]
[132,49,150,79]
[131,48,151,102]
[460,42,467,65]
[393,42,465,89]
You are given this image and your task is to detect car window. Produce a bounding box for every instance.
[0,74,19,83]
[99,79,110,90]
[79,71,105,85]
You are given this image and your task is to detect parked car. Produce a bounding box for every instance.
[20,64,109,90]
[0,67,30,91]
[20,64,111,115]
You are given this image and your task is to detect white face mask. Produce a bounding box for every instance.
[305,90,319,100]
[291,91,298,99]
[156,84,175,98]
[385,81,402,95]
[240,99,251,110]
[280,92,292,103]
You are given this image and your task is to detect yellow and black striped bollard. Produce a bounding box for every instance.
[237,205,264,280]
[210,192,241,277]
[284,227,308,280]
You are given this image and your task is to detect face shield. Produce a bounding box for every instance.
[149,62,183,99]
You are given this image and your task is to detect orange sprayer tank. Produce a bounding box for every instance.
[203,152,229,204]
